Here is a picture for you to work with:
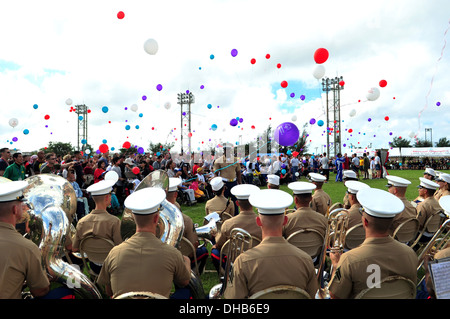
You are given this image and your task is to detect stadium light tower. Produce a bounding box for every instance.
[74,104,88,152]
[322,76,344,158]
[177,92,195,155]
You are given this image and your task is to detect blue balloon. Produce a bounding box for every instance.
[125,125,130,130]
[81,139,87,144]
[211,124,218,131]
[207,104,212,109]
[33,104,38,109]
[318,120,324,127]
[23,129,29,135]
[139,113,143,117]
[102,106,109,113]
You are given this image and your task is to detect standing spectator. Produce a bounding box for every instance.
[40,153,61,174]
[343,153,350,170]
[320,153,329,182]
[3,152,26,181]
[94,160,107,183]
[374,152,382,179]
[351,154,360,179]
[0,148,11,176]
[152,155,163,170]
[370,156,376,179]
[32,151,45,175]
[363,153,370,180]
[290,155,300,182]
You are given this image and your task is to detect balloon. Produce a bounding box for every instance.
[44,115,50,120]
[313,64,325,79]
[314,48,329,64]
[239,118,243,123]
[139,113,143,117]
[230,119,238,127]
[156,84,163,91]
[143,38,158,55]
[436,102,441,106]
[317,120,324,127]
[207,104,212,109]
[130,104,138,112]
[211,124,217,131]
[12,137,18,142]
[125,125,130,130]
[81,139,87,144]
[281,169,286,174]
[137,147,145,154]
[408,131,415,138]
[384,116,389,121]
[231,49,238,57]
[281,81,288,88]
[273,122,300,146]
[117,11,125,19]
[250,58,256,64]
[366,87,380,101]
[379,80,387,87]
[339,81,345,86]
[164,102,171,110]
[9,118,18,128]
[99,143,109,153]
[33,104,39,109]
[348,128,353,133]
[368,118,372,122]
[65,98,72,105]
[251,125,255,129]
[349,109,356,117]
[291,115,297,122]
[23,129,29,135]
[132,167,140,175]
[102,106,109,113]
[309,118,316,125]
[300,95,305,101]
[123,141,131,149]
[277,63,282,68]
[266,54,271,59]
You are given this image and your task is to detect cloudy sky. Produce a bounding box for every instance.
[0,0,449,157]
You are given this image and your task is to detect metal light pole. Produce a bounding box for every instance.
[177,92,195,155]
[322,76,344,158]
[75,104,88,152]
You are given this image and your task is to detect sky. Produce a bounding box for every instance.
[0,0,449,157]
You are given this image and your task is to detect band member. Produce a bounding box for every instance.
[205,177,235,218]
[344,180,370,229]
[434,173,450,201]
[97,187,191,299]
[416,177,442,241]
[266,174,280,189]
[0,181,50,299]
[224,189,318,299]
[211,184,261,272]
[213,143,242,214]
[328,188,418,299]
[343,170,358,209]
[308,173,332,216]
[71,179,123,274]
[167,178,208,274]
[385,175,417,235]
[423,167,436,181]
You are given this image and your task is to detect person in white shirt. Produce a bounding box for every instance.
[290,156,300,182]
[320,153,330,182]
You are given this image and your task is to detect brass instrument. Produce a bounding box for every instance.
[195,212,221,241]
[23,174,102,299]
[416,218,450,287]
[316,208,350,299]
[209,227,253,299]
[120,170,206,299]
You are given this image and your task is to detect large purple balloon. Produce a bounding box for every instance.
[230,118,238,127]
[274,122,300,146]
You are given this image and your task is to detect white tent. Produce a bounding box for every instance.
[388,147,450,158]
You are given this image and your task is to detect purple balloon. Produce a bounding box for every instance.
[309,118,316,125]
[156,84,163,91]
[300,95,305,100]
[230,118,238,127]
[239,118,243,123]
[290,93,295,98]
[231,49,238,57]
[274,122,300,146]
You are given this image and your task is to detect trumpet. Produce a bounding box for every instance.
[316,208,349,299]
[416,218,450,287]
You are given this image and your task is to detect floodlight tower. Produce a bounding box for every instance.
[177,92,195,155]
[322,76,344,158]
[75,104,88,152]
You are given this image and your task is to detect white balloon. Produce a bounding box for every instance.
[408,131,415,138]
[313,64,326,79]
[349,109,356,117]
[130,104,138,112]
[366,87,380,101]
[164,102,171,109]
[65,98,73,106]
[143,38,159,55]
[291,115,297,122]
[9,118,18,128]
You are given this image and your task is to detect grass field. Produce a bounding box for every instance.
[180,168,450,296]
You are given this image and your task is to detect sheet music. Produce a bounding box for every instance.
[428,257,450,299]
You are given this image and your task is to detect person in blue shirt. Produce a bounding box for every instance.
[335,153,345,182]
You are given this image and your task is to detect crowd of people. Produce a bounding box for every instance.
[0,144,449,301]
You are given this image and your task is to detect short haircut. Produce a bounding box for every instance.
[45,153,54,160]
[12,152,22,159]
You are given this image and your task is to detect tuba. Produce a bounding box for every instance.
[23,174,102,299]
[316,208,349,299]
[120,170,206,299]
[195,212,221,242]
[209,227,253,299]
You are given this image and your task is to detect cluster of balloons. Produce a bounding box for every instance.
[312,48,329,80]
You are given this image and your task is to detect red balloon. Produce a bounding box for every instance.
[281,80,288,88]
[385,116,389,121]
[339,81,345,86]
[265,54,271,59]
[132,167,140,175]
[44,115,50,120]
[314,48,329,64]
[250,58,256,64]
[117,11,125,19]
[348,128,353,133]
[99,143,109,153]
[379,80,387,87]
[277,63,281,68]
[123,141,131,149]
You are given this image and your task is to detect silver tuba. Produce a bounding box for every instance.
[23,174,102,299]
[195,212,221,241]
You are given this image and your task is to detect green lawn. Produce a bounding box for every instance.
[180,169,450,296]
